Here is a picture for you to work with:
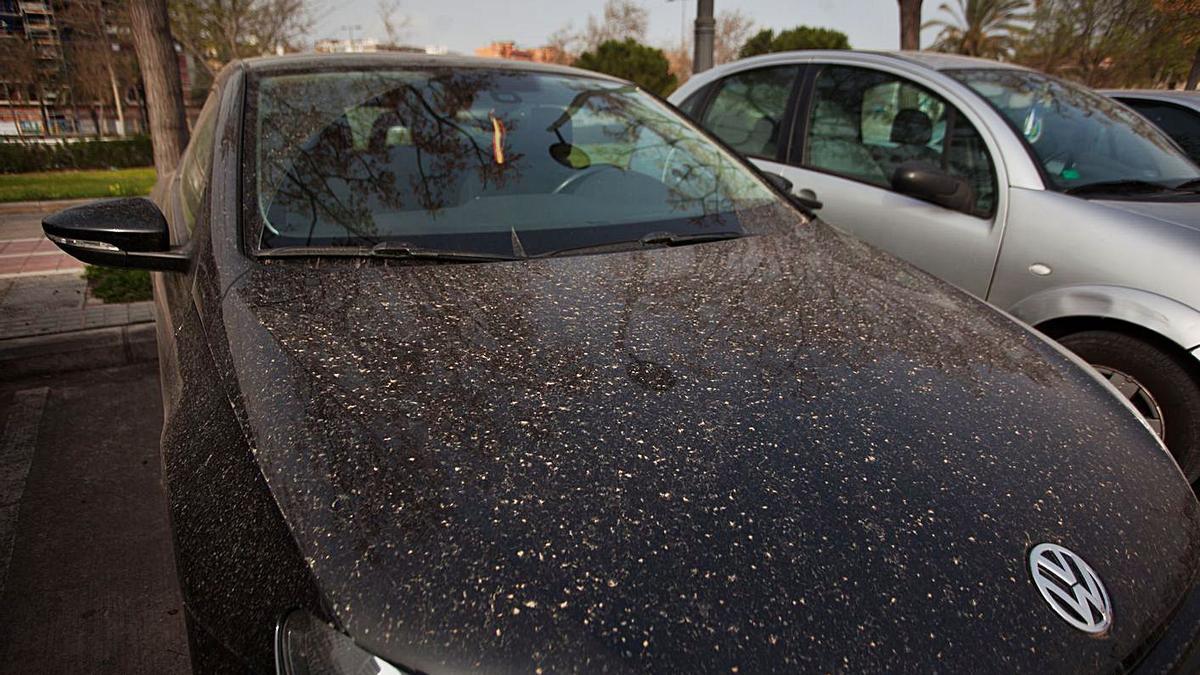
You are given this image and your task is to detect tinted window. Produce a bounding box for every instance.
[179,90,220,232]
[1119,99,1200,166]
[699,66,798,159]
[676,86,710,120]
[246,68,797,254]
[804,65,996,218]
[950,69,1200,193]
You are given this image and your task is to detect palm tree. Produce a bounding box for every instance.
[923,0,1031,60]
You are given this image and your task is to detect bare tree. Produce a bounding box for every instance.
[898,0,924,50]
[663,43,692,81]
[715,9,754,65]
[1155,0,1200,89]
[544,25,577,64]
[582,0,649,52]
[128,0,189,173]
[169,0,314,76]
[377,0,411,46]
[0,37,41,136]
[664,10,755,82]
[59,0,136,137]
[545,0,650,62]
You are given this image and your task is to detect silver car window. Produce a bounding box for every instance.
[803,65,997,218]
[950,69,1200,192]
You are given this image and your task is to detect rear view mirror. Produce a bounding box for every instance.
[42,197,188,272]
[762,172,823,211]
[890,162,975,214]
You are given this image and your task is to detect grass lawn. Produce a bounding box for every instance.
[0,167,156,203]
[83,265,153,303]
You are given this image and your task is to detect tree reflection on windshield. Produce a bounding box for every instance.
[247,68,780,255]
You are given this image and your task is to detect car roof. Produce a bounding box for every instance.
[1098,89,1200,109]
[700,49,1032,73]
[887,51,1033,72]
[236,51,627,83]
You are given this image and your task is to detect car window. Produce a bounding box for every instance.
[245,68,798,254]
[699,66,798,159]
[1119,99,1200,167]
[950,69,1200,194]
[179,89,220,233]
[676,86,710,120]
[803,65,996,218]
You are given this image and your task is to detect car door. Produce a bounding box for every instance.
[153,86,220,395]
[718,62,1005,298]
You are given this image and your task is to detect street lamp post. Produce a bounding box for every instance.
[693,0,714,73]
[341,24,363,52]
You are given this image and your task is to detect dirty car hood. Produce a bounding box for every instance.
[220,224,1200,673]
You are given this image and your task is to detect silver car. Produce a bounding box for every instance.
[1101,89,1200,166]
[671,51,1200,477]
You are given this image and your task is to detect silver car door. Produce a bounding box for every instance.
[768,62,1007,298]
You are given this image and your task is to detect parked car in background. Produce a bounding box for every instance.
[672,51,1200,481]
[41,53,1200,673]
[1102,90,1200,166]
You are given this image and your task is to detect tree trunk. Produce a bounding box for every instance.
[37,87,52,137]
[3,83,20,138]
[898,0,923,51]
[128,0,189,174]
[107,63,127,138]
[1188,46,1200,91]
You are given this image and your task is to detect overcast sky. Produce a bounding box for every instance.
[313,0,945,54]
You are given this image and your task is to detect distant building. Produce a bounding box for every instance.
[0,0,197,138]
[475,41,563,64]
[315,38,449,56]
[315,37,381,54]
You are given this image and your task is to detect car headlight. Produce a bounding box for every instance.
[275,610,408,675]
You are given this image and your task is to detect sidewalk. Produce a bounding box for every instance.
[0,199,91,279]
[0,199,156,377]
[0,273,154,339]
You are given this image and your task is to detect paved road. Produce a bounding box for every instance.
[0,200,154,340]
[0,362,190,673]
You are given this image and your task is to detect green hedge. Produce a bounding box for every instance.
[0,137,154,174]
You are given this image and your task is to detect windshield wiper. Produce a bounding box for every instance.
[257,243,519,262]
[1064,179,1177,196]
[1171,178,1200,193]
[536,230,746,258]
[368,242,519,261]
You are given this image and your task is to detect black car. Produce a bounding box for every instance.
[44,54,1200,673]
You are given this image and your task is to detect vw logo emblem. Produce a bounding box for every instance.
[1029,543,1112,634]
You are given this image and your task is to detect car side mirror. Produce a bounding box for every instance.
[890,162,975,214]
[42,197,189,272]
[762,172,823,211]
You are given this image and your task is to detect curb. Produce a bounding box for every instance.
[0,198,94,216]
[0,322,157,380]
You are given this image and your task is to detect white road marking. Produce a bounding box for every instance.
[0,387,49,600]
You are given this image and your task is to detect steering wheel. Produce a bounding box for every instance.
[552,164,623,195]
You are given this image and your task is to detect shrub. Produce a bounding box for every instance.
[575,39,679,97]
[739,26,851,59]
[0,137,154,174]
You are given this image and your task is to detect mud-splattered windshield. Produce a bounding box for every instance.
[245,66,797,256]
